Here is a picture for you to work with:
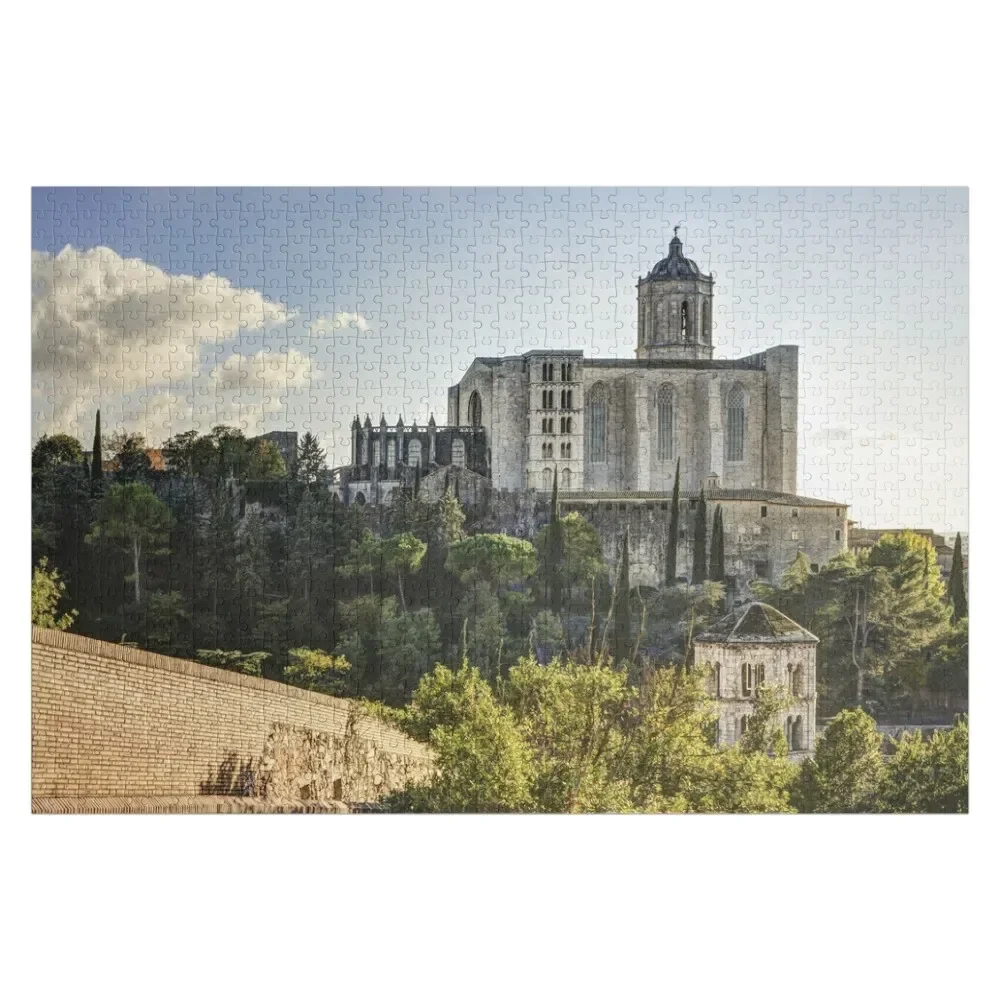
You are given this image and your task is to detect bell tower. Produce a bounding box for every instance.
[636,228,714,361]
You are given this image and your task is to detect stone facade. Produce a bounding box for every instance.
[31,627,434,809]
[693,602,819,752]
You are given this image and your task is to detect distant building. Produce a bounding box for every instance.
[694,602,819,752]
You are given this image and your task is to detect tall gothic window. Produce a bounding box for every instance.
[587,382,608,463]
[542,467,553,490]
[656,383,675,461]
[561,468,571,488]
[725,385,746,462]
[681,301,690,342]
[407,439,422,467]
[451,439,466,469]
[468,391,482,427]
[373,441,382,467]
[702,299,710,342]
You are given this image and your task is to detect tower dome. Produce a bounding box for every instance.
[636,226,714,361]
[646,231,703,280]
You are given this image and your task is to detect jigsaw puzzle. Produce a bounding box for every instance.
[30,187,969,814]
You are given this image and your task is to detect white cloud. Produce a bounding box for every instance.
[32,245,291,438]
[308,311,369,335]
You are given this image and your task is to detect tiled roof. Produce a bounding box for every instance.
[695,602,819,644]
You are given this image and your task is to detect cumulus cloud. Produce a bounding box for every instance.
[199,348,313,433]
[308,311,369,335]
[32,245,291,437]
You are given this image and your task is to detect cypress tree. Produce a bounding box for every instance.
[548,472,564,614]
[948,532,967,622]
[665,457,680,584]
[709,504,726,582]
[692,489,708,584]
[90,409,103,483]
[612,527,632,665]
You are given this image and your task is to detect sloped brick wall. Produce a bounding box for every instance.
[31,628,434,805]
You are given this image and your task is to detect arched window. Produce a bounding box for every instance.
[792,665,803,697]
[560,442,571,458]
[725,385,746,462]
[542,467,553,490]
[407,439,422,467]
[681,301,690,342]
[656,384,675,461]
[373,441,382,467]
[587,382,608,463]
[702,299,711,342]
[738,715,749,739]
[354,492,366,506]
[468,391,482,427]
[791,716,803,751]
[714,663,721,698]
[451,439,466,469]
[561,468,571,488]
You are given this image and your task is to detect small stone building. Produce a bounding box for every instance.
[694,602,818,752]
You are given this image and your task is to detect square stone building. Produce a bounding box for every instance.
[693,602,818,752]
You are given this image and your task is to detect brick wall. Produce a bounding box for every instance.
[31,628,434,805]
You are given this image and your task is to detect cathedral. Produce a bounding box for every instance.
[339,230,848,590]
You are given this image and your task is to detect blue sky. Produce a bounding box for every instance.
[31,186,969,532]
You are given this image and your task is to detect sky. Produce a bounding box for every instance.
[30,186,968,532]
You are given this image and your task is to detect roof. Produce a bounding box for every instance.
[559,488,844,508]
[642,233,708,282]
[695,602,819,644]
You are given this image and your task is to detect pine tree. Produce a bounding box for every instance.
[692,490,708,584]
[612,527,632,665]
[295,432,327,485]
[548,472,564,614]
[90,410,103,483]
[709,505,726,582]
[665,458,680,584]
[948,532,967,622]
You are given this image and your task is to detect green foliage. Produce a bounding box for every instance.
[90,410,102,482]
[665,458,680,583]
[284,647,351,693]
[926,618,968,703]
[294,431,327,485]
[196,648,271,676]
[142,590,189,655]
[31,558,77,630]
[758,533,952,714]
[108,431,151,478]
[86,481,173,604]
[692,490,707,584]
[611,529,632,665]
[32,434,83,469]
[948,533,967,622]
[709,505,725,582]
[381,532,428,609]
[792,708,883,812]
[740,684,789,756]
[529,610,564,662]
[878,717,968,813]
[535,512,603,609]
[645,582,724,665]
[247,439,287,481]
[446,533,537,590]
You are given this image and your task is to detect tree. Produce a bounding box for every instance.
[235,503,269,639]
[740,684,789,756]
[141,590,190,656]
[162,429,200,475]
[878,717,968,813]
[295,431,327,485]
[284,647,351,694]
[109,431,151,478]
[610,528,632,665]
[196,649,271,677]
[32,434,83,469]
[792,708,883,812]
[691,489,708,584]
[31,558,77,630]
[246,439,287,481]
[534,512,603,609]
[665,458,680,584]
[90,410,103,483]
[709,504,726,583]
[381,532,428,610]
[87,481,173,604]
[446,534,537,592]
[546,473,564,613]
[948,533,967,623]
